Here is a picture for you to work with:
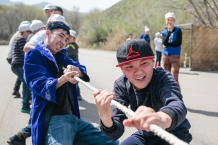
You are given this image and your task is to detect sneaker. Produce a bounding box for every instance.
[7,134,26,145]
[13,92,21,98]
[77,94,82,101]
[21,108,30,114]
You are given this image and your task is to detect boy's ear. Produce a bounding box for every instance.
[46,30,51,36]
[120,66,125,74]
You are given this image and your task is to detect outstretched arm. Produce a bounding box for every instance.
[123,106,172,132]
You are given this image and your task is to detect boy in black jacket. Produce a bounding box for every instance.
[93,39,192,145]
[66,30,82,101]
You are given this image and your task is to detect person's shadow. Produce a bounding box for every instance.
[187,108,218,117]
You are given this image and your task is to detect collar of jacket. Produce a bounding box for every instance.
[36,41,59,71]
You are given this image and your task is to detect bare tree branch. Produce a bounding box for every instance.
[188,0,207,25]
[169,0,204,22]
[205,0,218,20]
[212,0,218,12]
[204,0,213,26]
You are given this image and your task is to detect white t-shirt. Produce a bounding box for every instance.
[7,31,19,59]
[27,30,46,46]
[154,37,163,52]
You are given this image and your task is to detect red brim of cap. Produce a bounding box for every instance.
[116,56,155,67]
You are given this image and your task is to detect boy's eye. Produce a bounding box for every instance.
[126,66,133,69]
[142,62,147,65]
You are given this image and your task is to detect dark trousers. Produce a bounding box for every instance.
[11,66,31,109]
[14,77,22,93]
[20,112,31,138]
[156,51,162,66]
[120,129,192,145]
[7,58,21,93]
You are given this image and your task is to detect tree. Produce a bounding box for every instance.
[65,6,82,33]
[170,0,218,26]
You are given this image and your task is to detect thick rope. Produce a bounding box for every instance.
[74,76,189,145]
[62,66,187,145]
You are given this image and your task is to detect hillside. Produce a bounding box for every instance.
[0,0,66,11]
[78,0,191,50]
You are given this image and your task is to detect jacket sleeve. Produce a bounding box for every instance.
[158,70,187,130]
[100,77,128,140]
[162,29,182,47]
[23,49,58,103]
[65,53,90,82]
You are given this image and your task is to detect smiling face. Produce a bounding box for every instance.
[46,29,69,54]
[120,58,154,90]
[165,17,175,27]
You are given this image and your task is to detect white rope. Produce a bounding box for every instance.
[74,76,188,145]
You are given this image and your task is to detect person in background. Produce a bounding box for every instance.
[140,26,150,44]
[7,20,45,145]
[43,4,54,18]
[6,21,30,98]
[126,33,133,41]
[66,30,82,101]
[11,22,32,114]
[154,32,163,67]
[27,20,45,41]
[162,12,182,89]
[7,14,64,145]
[53,6,63,15]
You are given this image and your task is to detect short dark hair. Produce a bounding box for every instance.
[53,6,63,15]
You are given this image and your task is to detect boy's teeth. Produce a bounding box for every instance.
[136,76,144,80]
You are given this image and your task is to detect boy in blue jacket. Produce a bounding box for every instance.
[162,12,182,89]
[23,21,118,145]
[94,39,192,145]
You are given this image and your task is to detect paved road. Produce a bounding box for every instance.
[0,45,218,145]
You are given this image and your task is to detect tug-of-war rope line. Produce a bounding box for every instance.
[71,73,188,145]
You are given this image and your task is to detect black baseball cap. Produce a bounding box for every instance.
[116,39,154,67]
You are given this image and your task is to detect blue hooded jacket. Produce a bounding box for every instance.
[23,41,89,145]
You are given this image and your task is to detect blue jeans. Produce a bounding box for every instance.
[14,77,21,93]
[11,66,31,110]
[45,115,119,145]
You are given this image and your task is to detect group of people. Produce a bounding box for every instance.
[6,4,191,145]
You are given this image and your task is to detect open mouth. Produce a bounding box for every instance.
[135,76,146,81]
[57,44,61,49]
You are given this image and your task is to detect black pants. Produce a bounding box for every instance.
[7,58,21,93]
[156,51,162,66]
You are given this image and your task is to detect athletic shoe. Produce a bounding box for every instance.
[21,108,30,114]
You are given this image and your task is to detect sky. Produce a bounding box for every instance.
[10,0,121,13]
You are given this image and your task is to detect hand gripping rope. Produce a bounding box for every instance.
[74,76,188,145]
[63,67,188,145]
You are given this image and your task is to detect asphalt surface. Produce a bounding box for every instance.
[0,45,217,145]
